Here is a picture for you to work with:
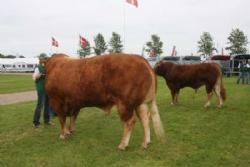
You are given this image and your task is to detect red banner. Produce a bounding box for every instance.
[52,37,59,47]
[126,0,138,8]
[79,35,88,48]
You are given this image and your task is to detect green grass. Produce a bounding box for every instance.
[0,77,250,167]
[0,74,35,93]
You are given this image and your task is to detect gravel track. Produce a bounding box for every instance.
[0,91,36,105]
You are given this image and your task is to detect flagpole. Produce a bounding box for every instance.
[50,36,53,56]
[50,45,52,57]
[56,38,58,54]
[78,34,80,53]
[123,0,126,52]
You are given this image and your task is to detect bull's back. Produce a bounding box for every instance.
[166,63,221,89]
[171,63,220,80]
[94,54,154,105]
[45,53,154,107]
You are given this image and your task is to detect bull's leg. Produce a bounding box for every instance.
[204,85,214,108]
[174,94,177,104]
[174,90,180,104]
[101,106,112,116]
[69,111,79,133]
[69,115,76,133]
[204,92,213,108]
[118,113,136,150]
[214,80,223,108]
[136,104,151,149]
[170,90,177,105]
[58,115,69,139]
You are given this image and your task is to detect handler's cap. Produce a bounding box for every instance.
[39,57,48,64]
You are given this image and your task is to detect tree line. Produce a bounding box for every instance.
[198,28,248,57]
[77,32,123,58]
[0,54,24,59]
[78,28,249,58]
[0,28,248,59]
[77,32,164,58]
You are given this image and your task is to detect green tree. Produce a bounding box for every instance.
[108,32,123,53]
[226,28,248,55]
[145,34,163,57]
[94,33,107,55]
[5,55,16,58]
[197,32,216,56]
[0,53,5,58]
[78,39,91,58]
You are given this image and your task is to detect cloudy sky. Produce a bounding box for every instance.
[1,0,250,57]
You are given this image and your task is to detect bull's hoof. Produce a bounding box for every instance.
[59,134,66,139]
[217,105,222,109]
[142,139,151,148]
[141,142,148,149]
[69,129,75,133]
[204,104,210,108]
[66,131,71,135]
[64,129,71,135]
[118,144,127,151]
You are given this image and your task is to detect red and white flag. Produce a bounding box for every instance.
[79,35,88,48]
[221,48,224,56]
[52,37,59,47]
[126,0,138,8]
[171,45,176,56]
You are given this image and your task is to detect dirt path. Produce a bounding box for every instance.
[0,91,36,105]
[0,72,32,75]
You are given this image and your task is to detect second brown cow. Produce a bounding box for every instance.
[45,53,165,150]
[154,61,226,108]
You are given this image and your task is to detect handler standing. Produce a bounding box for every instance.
[32,58,50,128]
[237,61,247,84]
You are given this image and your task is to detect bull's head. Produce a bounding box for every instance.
[154,61,173,77]
[154,61,165,76]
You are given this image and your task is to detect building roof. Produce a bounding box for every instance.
[233,54,250,60]
[210,55,231,60]
[0,58,39,65]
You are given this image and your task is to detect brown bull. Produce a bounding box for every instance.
[45,53,165,150]
[154,61,226,108]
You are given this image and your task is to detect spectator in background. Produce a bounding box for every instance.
[2,65,6,72]
[237,61,245,84]
[237,61,248,84]
[246,60,250,84]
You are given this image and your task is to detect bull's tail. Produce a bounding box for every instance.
[217,65,226,101]
[146,61,165,142]
[150,98,165,143]
[220,78,226,101]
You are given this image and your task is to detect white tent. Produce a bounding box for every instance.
[0,58,39,72]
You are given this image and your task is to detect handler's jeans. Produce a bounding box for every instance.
[236,72,248,84]
[245,72,250,84]
[33,92,50,126]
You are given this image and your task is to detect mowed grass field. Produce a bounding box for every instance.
[0,74,250,167]
[0,74,34,93]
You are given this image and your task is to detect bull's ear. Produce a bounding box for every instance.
[154,60,162,69]
[156,60,163,66]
